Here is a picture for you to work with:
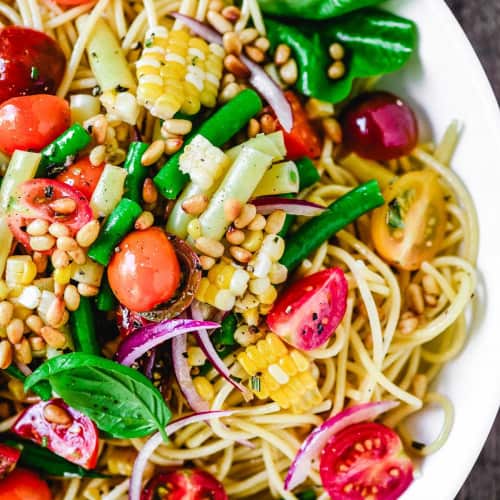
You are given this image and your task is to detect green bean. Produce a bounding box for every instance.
[154,89,263,199]
[87,198,142,266]
[70,297,100,355]
[296,157,320,190]
[4,366,52,401]
[123,142,149,204]
[95,275,117,312]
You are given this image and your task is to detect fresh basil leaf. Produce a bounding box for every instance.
[25,353,171,440]
[387,198,405,229]
[258,0,384,20]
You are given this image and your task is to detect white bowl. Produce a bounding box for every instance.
[379,0,500,498]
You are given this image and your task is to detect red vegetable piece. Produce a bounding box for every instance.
[0,94,70,155]
[117,304,151,337]
[0,26,66,104]
[267,268,347,351]
[57,156,104,200]
[320,422,414,500]
[340,91,418,161]
[0,468,52,500]
[141,468,228,500]
[12,399,99,469]
[0,443,21,479]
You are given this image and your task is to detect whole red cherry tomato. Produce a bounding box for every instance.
[0,468,52,500]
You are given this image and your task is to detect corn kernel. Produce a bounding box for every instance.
[54,266,72,285]
[0,281,8,301]
[193,376,215,401]
[241,230,264,253]
[187,346,206,366]
[6,256,37,285]
[257,285,278,305]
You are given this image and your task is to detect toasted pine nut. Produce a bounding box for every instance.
[68,248,86,265]
[229,246,252,263]
[260,113,277,134]
[43,402,72,425]
[234,203,257,229]
[182,194,208,216]
[224,198,243,222]
[76,220,100,248]
[54,282,66,298]
[51,249,70,269]
[77,283,99,297]
[222,5,240,21]
[46,298,66,327]
[142,178,158,204]
[26,219,49,236]
[328,60,345,80]
[0,301,13,327]
[134,211,155,230]
[226,227,245,245]
[6,318,24,344]
[247,118,260,138]
[305,98,334,120]
[165,137,184,155]
[223,55,250,79]
[398,312,419,335]
[223,31,242,56]
[222,73,236,87]
[0,341,13,369]
[29,335,46,352]
[274,43,291,66]
[239,28,259,45]
[248,214,266,231]
[329,42,345,61]
[265,210,286,234]
[219,82,241,104]
[48,222,70,238]
[208,0,223,11]
[254,37,270,53]
[13,338,32,364]
[40,326,66,349]
[323,118,343,144]
[162,119,193,136]
[49,197,77,214]
[199,255,216,271]
[87,114,108,144]
[141,140,165,166]
[422,275,440,295]
[195,237,225,259]
[26,314,43,334]
[406,283,425,315]
[64,285,80,312]
[33,252,48,273]
[207,10,233,33]
[279,58,298,85]
[424,294,438,306]
[244,45,265,63]
[89,145,106,166]
[30,235,56,252]
[56,236,78,252]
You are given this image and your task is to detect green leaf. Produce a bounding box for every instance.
[258,0,384,20]
[266,8,417,104]
[25,353,171,440]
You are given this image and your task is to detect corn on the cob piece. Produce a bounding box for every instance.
[5,256,37,286]
[238,333,323,413]
[201,43,224,108]
[207,262,249,296]
[196,277,235,311]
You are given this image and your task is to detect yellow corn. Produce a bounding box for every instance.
[5,256,37,286]
[200,43,224,108]
[207,263,249,296]
[238,333,323,413]
[53,266,72,285]
[193,376,215,401]
[0,281,8,301]
[107,447,138,476]
[195,277,236,311]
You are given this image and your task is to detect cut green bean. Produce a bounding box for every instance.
[4,366,52,401]
[70,296,100,355]
[280,180,384,271]
[154,89,263,199]
[296,157,320,190]
[123,142,149,204]
[37,124,91,177]
[87,198,142,266]
[95,274,117,311]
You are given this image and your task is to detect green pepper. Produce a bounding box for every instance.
[123,142,149,204]
[70,297,100,355]
[154,89,263,200]
[4,366,52,401]
[280,180,384,271]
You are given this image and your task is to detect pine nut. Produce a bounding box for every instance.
[141,140,165,166]
[260,113,277,134]
[49,197,77,214]
[223,55,250,79]
[247,118,261,138]
[207,10,233,34]
[274,43,291,66]
[134,211,155,230]
[199,255,216,271]
[0,341,12,369]
[229,246,252,263]
[87,114,108,144]
[226,227,245,245]
[76,220,100,248]
[6,318,24,344]
[33,252,48,273]
[328,61,346,80]
[26,314,43,334]
[222,73,236,87]
[68,248,86,265]
[223,32,242,56]
[40,326,66,349]
[219,82,241,104]
[234,203,256,229]
[248,214,266,231]
[224,198,243,222]
[305,98,334,120]
[195,237,225,259]
[57,236,78,252]
[254,37,270,53]
[29,335,46,352]
[208,0,224,12]
[43,402,72,426]
[26,219,49,236]
[239,28,259,45]
[77,283,99,297]
[48,222,70,238]
[46,298,66,327]
[142,178,158,204]
[13,338,32,364]
[424,294,438,306]
[64,284,80,312]
[182,194,208,216]
[0,301,13,327]
[422,275,440,295]
[323,118,343,144]
[165,137,184,156]
[89,145,106,166]
[222,5,240,21]
[162,119,193,136]
[51,249,70,269]
[398,312,419,335]
[406,283,425,315]
[265,210,286,234]
[30,235,56,252]
[279,58,298,85]
[54,282,66,298]
[245,45,265,63]
[329,42,345,60]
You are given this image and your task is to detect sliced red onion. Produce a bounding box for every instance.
[284,400,399,491]
[171,12,293,132]
[116,318,220,367]
[252,196,326,216]
[129,410,234,500]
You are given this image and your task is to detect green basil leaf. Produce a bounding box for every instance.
[258,0,384,20]
[266,8,417,104]
[25,353,171,440]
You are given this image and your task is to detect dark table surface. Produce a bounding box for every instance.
[444,1,500,499]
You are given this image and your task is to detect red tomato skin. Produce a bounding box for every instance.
[12,399,99,469]
[141,469,227,500]
[57,157,104,200]
[320,422,414,500]
[116,304,151,337]
[0,26,66,104]
[267,268,348,351]
[279,91,322,160]
[108,228,181,313]
[0,468,52,500]
[0,443,21,479]
[0,95,70,154]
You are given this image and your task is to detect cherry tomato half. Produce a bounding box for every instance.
[320,422,414,500]
[267,268,348,351]
[57,156,104,200]
[108,228,181,313]
[277,91,322,160]
[7,179,93,252]
[370,170,446,271]
[0,95,70,155]
[141,469,227,500]
[12,399,99,469]
[0,26,66,104]
[0,468,52,500]
[0,443,21,479]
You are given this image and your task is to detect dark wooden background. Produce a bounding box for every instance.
[445,1,500,498]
